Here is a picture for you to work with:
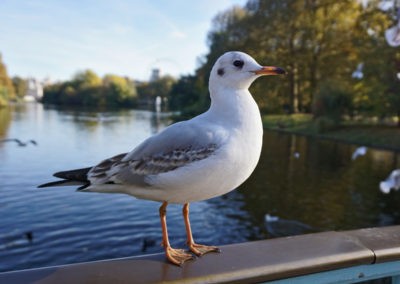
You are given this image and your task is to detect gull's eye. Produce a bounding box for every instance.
[233,60,244,68]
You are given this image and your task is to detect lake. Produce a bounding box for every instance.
[0,103,399,272]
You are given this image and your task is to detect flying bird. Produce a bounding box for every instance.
[38,51,286,265]
[351,146,367,160]
[0,139,37,147]
[380,169,400,194]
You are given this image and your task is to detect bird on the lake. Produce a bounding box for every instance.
[265,214,316,237]
[38,51,286,266]
[0,138,37,147]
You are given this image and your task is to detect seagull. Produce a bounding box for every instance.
[38,51,286,265]
[351,63,364,79]
[380,169,400,194]
[264,214,316,237]
[0,138,37,147]
[351,146,367,160]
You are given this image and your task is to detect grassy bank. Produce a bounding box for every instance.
[262,114,400,151]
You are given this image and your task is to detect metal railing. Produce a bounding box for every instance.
[1,226,400,283]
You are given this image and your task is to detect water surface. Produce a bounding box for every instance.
[0,104,399,272]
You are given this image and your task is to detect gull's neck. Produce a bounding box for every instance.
[206,84,261,127]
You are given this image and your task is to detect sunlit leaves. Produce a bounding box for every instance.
[0,54,15,106]
[42,70,138,108]
[178,0,398,123]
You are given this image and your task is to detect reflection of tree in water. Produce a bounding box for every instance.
[45,106,165,133]
[54,106,128,132]
[236,131,400,239]
[0,106,12,140]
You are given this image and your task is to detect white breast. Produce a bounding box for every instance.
[143,90,263,204]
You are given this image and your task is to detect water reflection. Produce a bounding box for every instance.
[1,104,400,272]
[239,131,400,235]
[0,106,12,140]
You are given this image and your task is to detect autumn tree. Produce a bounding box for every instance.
[0,54,15,106]
[42,70,138,107]
[12,76,28,100]
[174,0,397,125]
[137,75,176,107]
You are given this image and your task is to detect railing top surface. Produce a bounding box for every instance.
[1,226,400,284]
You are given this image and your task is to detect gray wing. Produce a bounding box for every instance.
[88,120,224,185]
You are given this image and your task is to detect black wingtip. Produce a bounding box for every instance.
[76,183,90,191]
[53,167,92,181]
[37,180,67,188]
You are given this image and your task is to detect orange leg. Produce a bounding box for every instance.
[159,201,194,266]
[183,203,220,256]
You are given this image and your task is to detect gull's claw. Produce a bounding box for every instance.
[188,243,221,256]
[165,247,195,266]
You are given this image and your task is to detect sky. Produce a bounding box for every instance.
[0,0,246,82]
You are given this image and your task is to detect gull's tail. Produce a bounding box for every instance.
[38,167,92,190]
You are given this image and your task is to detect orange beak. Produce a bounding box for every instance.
[253,66,286,76]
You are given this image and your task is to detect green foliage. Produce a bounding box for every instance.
[103,74,138,107]
[262,113,312,129]
[173,0,398,126]
[313,80,353,121]
[42,70,138,108]
[0,86,8,107]
[12,76,28,100]
[0,53,15,106]
[168,75,209,118]
[136,75,176,107]
[72,70,102,89]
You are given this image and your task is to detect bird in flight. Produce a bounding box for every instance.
[39,51,285,266]
[0,138,37,147]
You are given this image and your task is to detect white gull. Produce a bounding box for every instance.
[380,169,400,194]
[39,51,285,265]
[351,146,367,160]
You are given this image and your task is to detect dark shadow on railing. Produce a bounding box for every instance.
[1,226,400,283]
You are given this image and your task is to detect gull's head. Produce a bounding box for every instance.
[209,51,286,92]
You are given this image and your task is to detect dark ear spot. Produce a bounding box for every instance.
[217,68,225,76]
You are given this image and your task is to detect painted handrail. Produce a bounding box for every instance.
[1,226,400,283]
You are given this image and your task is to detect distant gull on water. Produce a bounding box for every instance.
[38,51,286,266]
[265,214,316,237]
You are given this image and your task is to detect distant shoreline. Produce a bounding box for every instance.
[266,127,400,153]
[263,114,400,152]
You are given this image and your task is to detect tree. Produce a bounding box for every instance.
[103,74,137,107]
[72,69,102,89]
[137,75,176,107]
[42,70,138,108]
[169,75,209,118]
[12,76,28,100]
[0,53,15,106]
[352,0,400,125]
[179,0,397,126]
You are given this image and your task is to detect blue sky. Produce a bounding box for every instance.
[0,0,246,82]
